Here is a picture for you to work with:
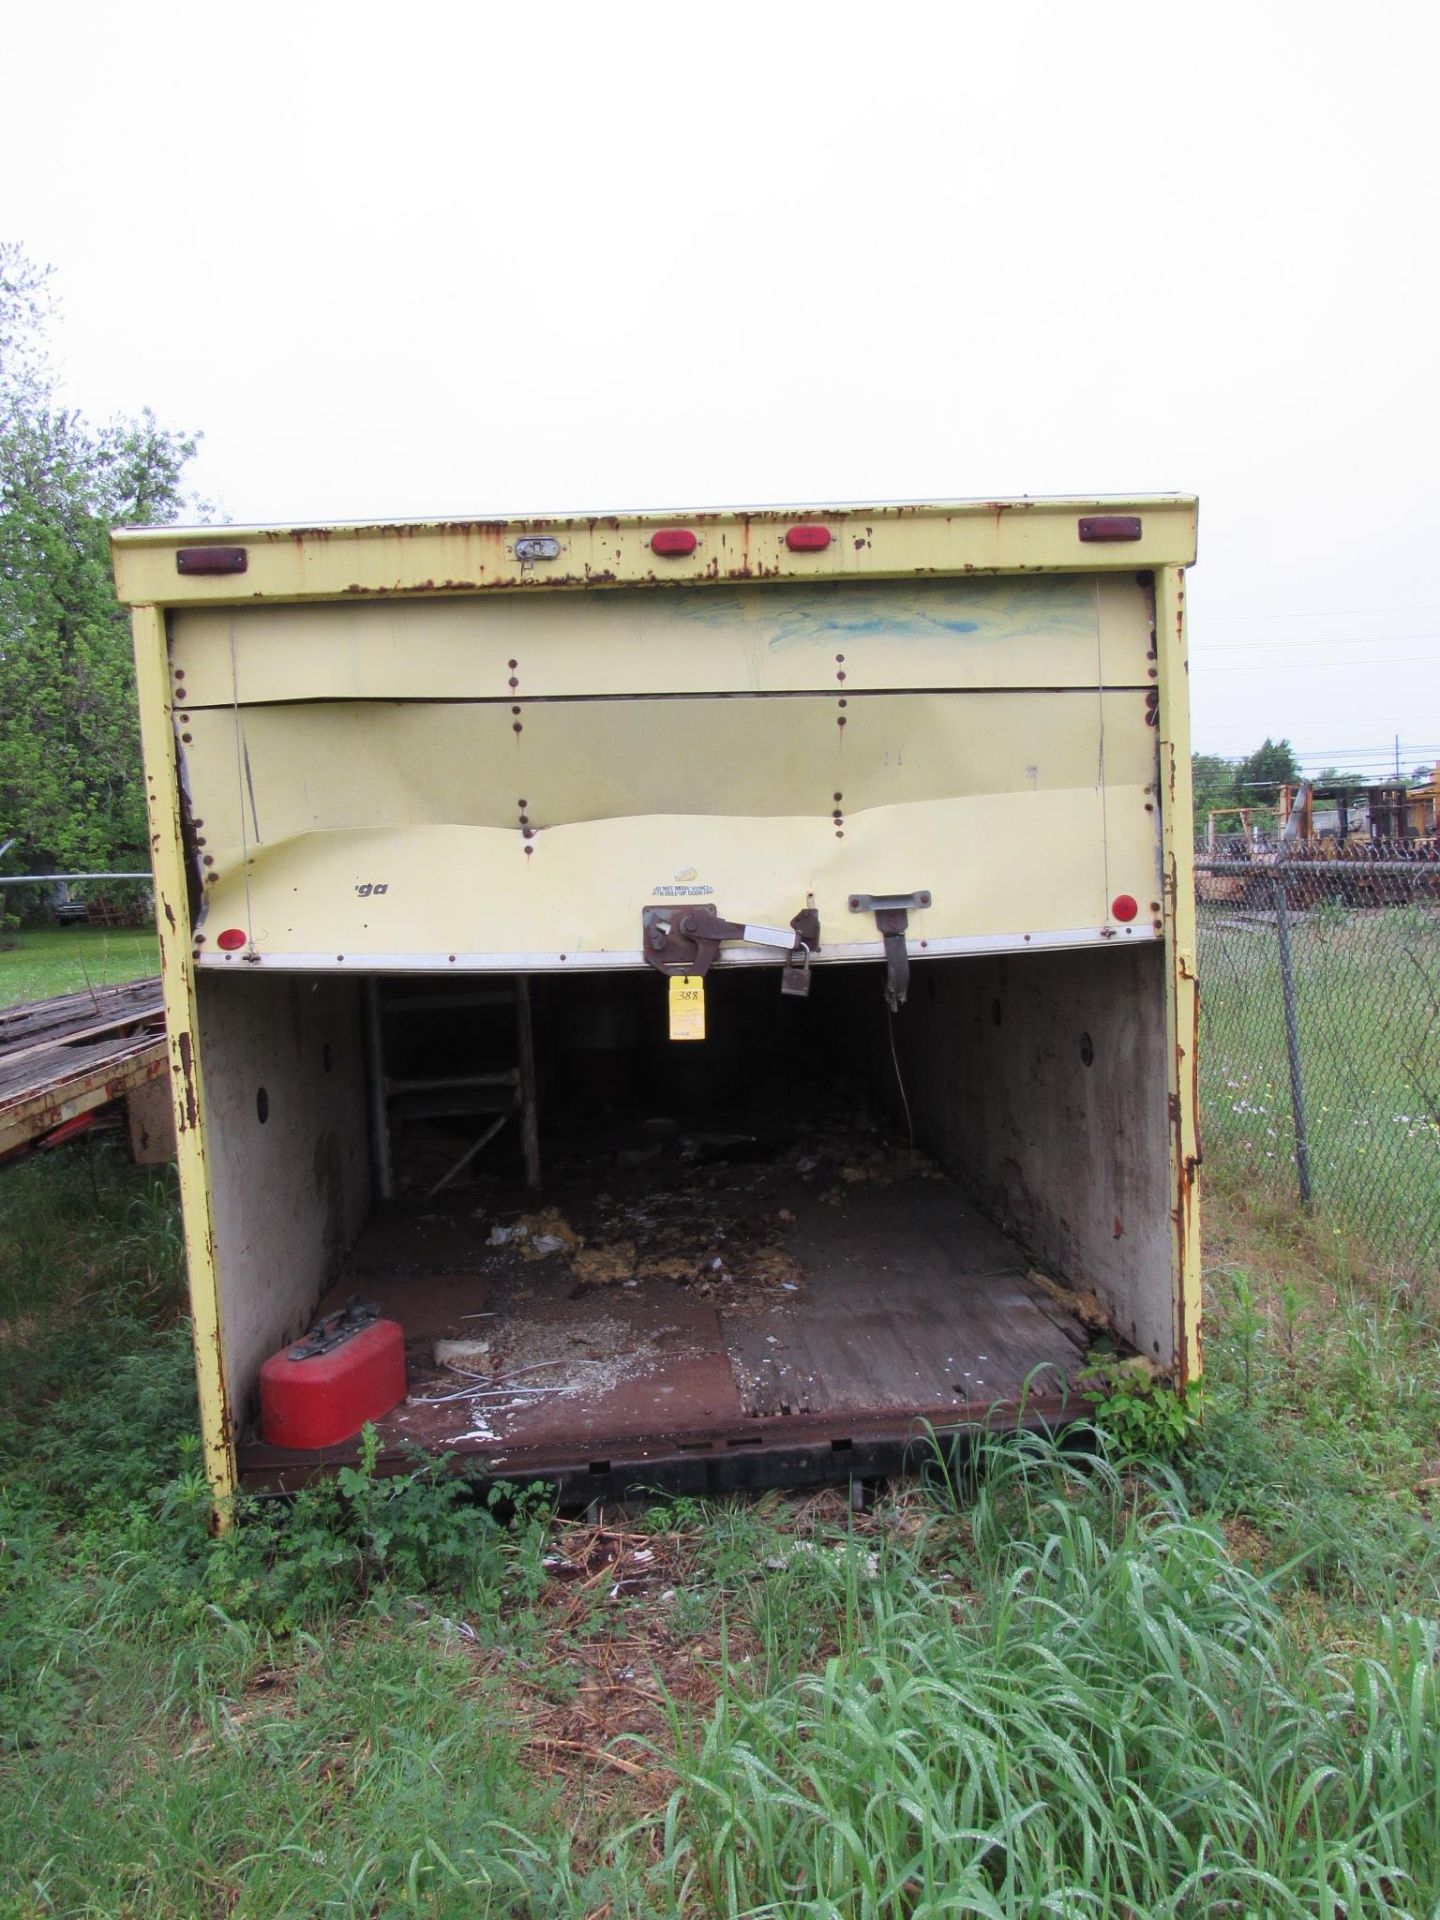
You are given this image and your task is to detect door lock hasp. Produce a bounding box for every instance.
[642,904,821,997]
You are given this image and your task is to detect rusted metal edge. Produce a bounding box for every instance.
[238,1389,1098,1495]
[131,600,238,1520]
[112,496,1200,606]
[115,495,1198,549]
[1154,566,1201,1390]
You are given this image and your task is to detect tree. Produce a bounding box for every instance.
[1190,752,1237,832]
[0,245,51,420]
[0,243,200,875]
[1232,737,1301,807]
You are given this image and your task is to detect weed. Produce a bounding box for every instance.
[656,1439,1440,1918]
[1077,1355,1203,1461]
[182,1439,552,1634]
[1185,1201,1440,1621]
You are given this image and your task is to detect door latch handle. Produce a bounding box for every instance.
[848,890,932,1011]
[642,903,820,995]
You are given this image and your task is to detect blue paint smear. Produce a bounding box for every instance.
[659,577,1095,652]
[816,615,981,637]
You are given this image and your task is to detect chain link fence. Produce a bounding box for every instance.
[1196,841,1440,1274]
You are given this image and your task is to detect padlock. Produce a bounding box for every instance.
[780,943,813,998]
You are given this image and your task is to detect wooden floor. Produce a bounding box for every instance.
[0,978,165,1158]
[241,1130,1093,1482]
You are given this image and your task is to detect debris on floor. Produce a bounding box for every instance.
[1026,1268,1110,1330]
[305,1096,1100,1462]
[571,1241,637,1288]
[413,1310,702,1422]
[744,1246,805,1292]
[487,1207,583,1259]
[433,1336,494,1373]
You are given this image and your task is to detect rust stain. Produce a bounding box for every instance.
[1170,945,1203,1386]
[175,1030,199,1132]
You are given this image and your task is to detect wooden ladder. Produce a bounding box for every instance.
[364,978,540,1201]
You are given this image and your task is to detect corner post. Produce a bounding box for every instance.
[1154,565,1202,1386]
[130,602,238,1522]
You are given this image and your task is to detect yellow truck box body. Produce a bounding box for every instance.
[115,497,1200,1512]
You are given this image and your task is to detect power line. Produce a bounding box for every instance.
[1199,655,1437,672]
[1193,744,1440,766]
[1194,737,1439,748]
[1198,744,1440,760]
[1228,751,1434,764]
[1232,775,1422,789]
[1228,756,1420,771]
[1197,631,1440,651]
[1199,764,1439,781]
[1200,602,1440,622]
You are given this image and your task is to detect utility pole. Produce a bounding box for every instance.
[1395,733,1401,780]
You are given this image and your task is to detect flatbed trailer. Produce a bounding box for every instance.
[0,979,167,1161]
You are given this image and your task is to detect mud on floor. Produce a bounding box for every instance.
[315,1097,1092,1461]
[385,1112,928,1428]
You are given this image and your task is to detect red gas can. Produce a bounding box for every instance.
[259,1307,406,1450]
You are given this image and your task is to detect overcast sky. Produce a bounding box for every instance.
[8,1,1438,776]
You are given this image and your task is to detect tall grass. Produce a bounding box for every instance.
[656,1436,1440,1918]
[1186,1238,1440,1623]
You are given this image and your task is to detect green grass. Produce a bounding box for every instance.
[2,1144,1438,1916]
[660,1455,1439,1917]
[0,923,159,1008]
[1198,902,1440,1270]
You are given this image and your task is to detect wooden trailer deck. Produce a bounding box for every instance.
[0,978,167,1159]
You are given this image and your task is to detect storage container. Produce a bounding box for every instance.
[114,496,1200,1514]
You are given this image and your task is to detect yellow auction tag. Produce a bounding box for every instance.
[668,973,706,1042]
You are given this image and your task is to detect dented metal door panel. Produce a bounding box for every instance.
[180,689,1159,966]
[171,572,1162,971]
[168,573,1155,703]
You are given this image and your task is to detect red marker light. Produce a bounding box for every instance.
[650,528,697,556]
[1111,894,1139,923]
[217,928,247,951]
[785,524,832,552]
[176,545,249,574]
[1078,515,1142,543]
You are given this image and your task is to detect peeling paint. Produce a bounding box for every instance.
[175,1030,199,1131]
